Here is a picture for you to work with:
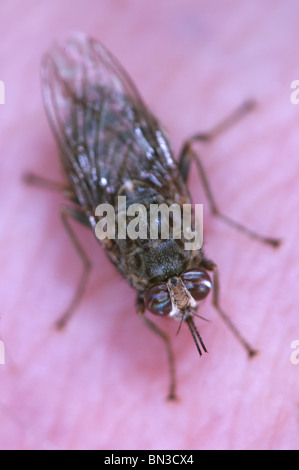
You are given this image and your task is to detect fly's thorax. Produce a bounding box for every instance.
[106,181,196,289]
[96,190,204,291]
[119,238,193,291]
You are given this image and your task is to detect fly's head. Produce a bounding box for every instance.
[144,269,212,355]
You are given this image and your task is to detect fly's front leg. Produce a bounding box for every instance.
[201,258,258,358]
[178,101,281,248]
[136,295,177,401]
[55,205,92,329]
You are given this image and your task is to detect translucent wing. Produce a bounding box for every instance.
[41,33,187,216]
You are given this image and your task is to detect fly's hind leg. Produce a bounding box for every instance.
[136,296,177,401]
[201,258,258,358]
[178,101,281,248]
[55,205,92,329]
[24,172,76,200]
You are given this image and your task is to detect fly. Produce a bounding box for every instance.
[26,33,281,400]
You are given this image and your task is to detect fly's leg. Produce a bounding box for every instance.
[201,258,258,358]
[24,172,76,201]
[25,172,91,327]
[178,101,281,248]
[137,296,177,401]
[55,206,92,329]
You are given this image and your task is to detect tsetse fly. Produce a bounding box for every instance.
[28,33,280,399]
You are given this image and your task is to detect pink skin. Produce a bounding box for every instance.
[0,0,298,450]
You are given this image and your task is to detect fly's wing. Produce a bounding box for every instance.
[41,33,186,216]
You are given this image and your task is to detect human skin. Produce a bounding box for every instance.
[0,0,299,450]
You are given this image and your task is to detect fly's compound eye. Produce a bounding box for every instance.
[181,269,212,301]
[144,283,172,316]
